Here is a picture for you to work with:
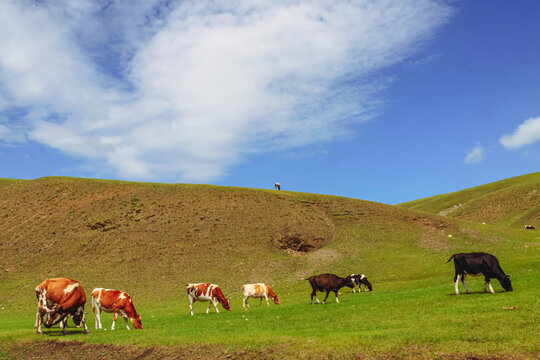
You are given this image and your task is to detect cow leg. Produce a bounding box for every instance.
[259,298,263,306]
[311,290,321,304]
[461,274,470,293]
[243,296,248,309]
[265,295,270,306]
[61,316,68,335]
[334,290,340,303]
[35,307,42,334]
[454,274,461,295]
[211,300,220,314]
[111,312,118,330]
[322,291,331,304]
[485,277,494,293]
[189,297,195,316]
[123,316,131,330]
[81,312,89,334]
[95,307,102,329]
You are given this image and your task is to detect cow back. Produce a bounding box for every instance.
[38,278,86,313]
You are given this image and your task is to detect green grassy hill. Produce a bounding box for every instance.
[399,172,540,228]
[0,176,538,359]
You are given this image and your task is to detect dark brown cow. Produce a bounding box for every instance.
[446,252,513,294]
[92,288,142,330]
[34,278,89,334]
[306,274,354,304]
[524,225,535,230]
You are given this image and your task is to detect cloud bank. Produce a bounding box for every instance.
[499,116,540,150]
[0,0,452,181]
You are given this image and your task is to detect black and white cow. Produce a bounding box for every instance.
[446,252,512,295]
[349,274,372,292]
[524,225,535,230]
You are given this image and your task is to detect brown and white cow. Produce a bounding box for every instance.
[242,283,280,309]
[34,277,89,335]
[91,288,142,330]
[186,283,231,315]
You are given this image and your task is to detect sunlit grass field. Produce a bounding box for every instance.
[1,251,538,359]
[0,175,539,358]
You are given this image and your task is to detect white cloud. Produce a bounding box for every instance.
[465,144,484,164]
[0,0,452,181]
[499,116,540,150]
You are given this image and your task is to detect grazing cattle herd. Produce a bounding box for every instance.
[34,251,514,334]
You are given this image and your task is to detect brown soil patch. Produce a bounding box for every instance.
[275,233,324,253]
[2,340,530,360]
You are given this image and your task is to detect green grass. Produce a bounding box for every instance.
[0,175,539,358]
[1,271,538,358]
[400,172,540,228]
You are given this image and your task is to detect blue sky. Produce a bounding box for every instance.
[0,0,539,204]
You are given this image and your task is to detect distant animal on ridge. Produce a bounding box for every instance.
[186,283,231,315]
[34,277,89,335]
[242,283,280,309]
[275,182,281,190]
[92,288,142,330]
[349,274,373,292]
[524,225,535,230]
[446,252,512,295]
[306,274,355,304]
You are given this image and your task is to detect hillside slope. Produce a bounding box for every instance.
[399,172,540,228]
[0,176,501,309]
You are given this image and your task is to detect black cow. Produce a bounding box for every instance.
[306,274,354,304]
[446,252,512,295]
[349,274,373,292]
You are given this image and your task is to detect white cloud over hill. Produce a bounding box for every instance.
[0,0,452,181]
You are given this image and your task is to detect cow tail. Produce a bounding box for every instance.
[445,254,456,263]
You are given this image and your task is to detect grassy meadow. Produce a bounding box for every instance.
[0,175,539,359]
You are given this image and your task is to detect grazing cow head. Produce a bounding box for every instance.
[131,314,143,329]
[41,310,64,328]
[72,313,83,327]
[220,298,231,311]
[500,275,513,292]
[267,287,280,305]
[213,287,231,311]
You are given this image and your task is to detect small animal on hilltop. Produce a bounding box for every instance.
[92,288,142,330]
[275,182,281,190]
[349,274,373,292]
[524,225,535,230]
[35,277,89,335]
[186,283,231,315]
[446,252,512,295]
[306,273,355,304]
[242,283,280,309]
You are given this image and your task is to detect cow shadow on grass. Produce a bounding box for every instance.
[40,329,89,337]
[447,291,497,296]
